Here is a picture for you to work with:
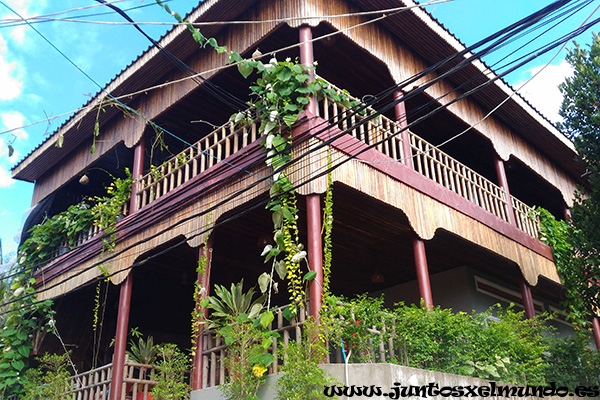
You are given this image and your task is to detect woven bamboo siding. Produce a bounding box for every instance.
[281,0,578,207]
[31,115,146,206]
[293,141,558,286]
[37,162,271,300]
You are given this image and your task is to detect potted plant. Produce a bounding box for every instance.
[126,335,158,400]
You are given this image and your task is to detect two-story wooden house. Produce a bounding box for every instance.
[11,0,590,398]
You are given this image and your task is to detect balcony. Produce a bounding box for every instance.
[128,79,539,239]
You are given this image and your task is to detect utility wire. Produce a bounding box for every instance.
[3,0,584,284]
[0,0,591,312]
[0,0,449,28]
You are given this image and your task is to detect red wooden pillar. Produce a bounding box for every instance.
[394,91,413,169]
[110,137,144,400]
[493,154,516,226]
[110,274,133,400]
[592,317,600,349]
[307,195,324,318]
[413,238,433,309]
[519,276,536,319]
[299,25,318,116]
[192,237,213,390]
[129,135,145,213]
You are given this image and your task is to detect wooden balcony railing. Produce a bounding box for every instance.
[57,201,130,256]
[67,360,157,400]
[512,196,540,238]
[200,306,306,389]
[125,78,539,238]
[317,78,540,236]
[408,133,511,223]
[137,119,259,210]
[319,83,405,160]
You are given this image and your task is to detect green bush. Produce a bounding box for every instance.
[276,318,338,400]
[544,331,600,387]
[323,294,588,386]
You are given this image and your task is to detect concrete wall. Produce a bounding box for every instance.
[190,363,588,399]
[374,266,577,339]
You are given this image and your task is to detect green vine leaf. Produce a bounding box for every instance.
[303,270,317,282]
[238,62,254,79]
[274,260,287,280]
[258,272,271,293]
[259,310,274,329]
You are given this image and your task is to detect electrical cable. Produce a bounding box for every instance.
[0,0,173,29]
[0,0,591,313]
[0,0,572,141]
[5,0,584,282]
[3,0,584,284]
[0,0,449,28]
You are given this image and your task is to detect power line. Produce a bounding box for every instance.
[0,0,450,28]
[7,0,584,278]
[0,0,589,314]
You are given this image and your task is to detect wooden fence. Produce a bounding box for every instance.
[67,360,157,400]
[200,306,306,389]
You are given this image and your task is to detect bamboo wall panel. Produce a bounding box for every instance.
[293,140,558,286]
[31,115,145,206]
[283,0,578,207]
[110,162,270,284]
[37,162,271,300]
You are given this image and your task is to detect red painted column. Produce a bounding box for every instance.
[592,317,600,349]
[129,135,145,213]
[520,276,536,319]
[299,25,318,116]
[493,154,516,226]
[413,238,433,309]
[110,273,133,400]
[110,136,144,400]
[192,237,213,390]
[394,91,413,169]
[307,194,324,319]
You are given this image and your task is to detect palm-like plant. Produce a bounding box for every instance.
[205,280,265,327]
[127,335,157,365]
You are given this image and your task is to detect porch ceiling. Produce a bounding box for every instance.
[203,183,535,301]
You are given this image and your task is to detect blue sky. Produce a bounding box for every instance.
[0,0,598,259]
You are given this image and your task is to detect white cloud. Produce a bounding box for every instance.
[0,166,14,188]
[1,111,27,139]
[514,60,574,123]
[1,0,47,45]
[9,26,26,44]
[0,34,23,101]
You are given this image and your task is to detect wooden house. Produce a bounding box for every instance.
[11,0,589,397]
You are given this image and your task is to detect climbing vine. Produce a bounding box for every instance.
[0,275,55,397]
[191,214,212,359]
[157,0,358,311]
[536,207,590,327]
[322,151,334,297]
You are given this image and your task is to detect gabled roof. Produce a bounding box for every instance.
[12,0,577,183]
